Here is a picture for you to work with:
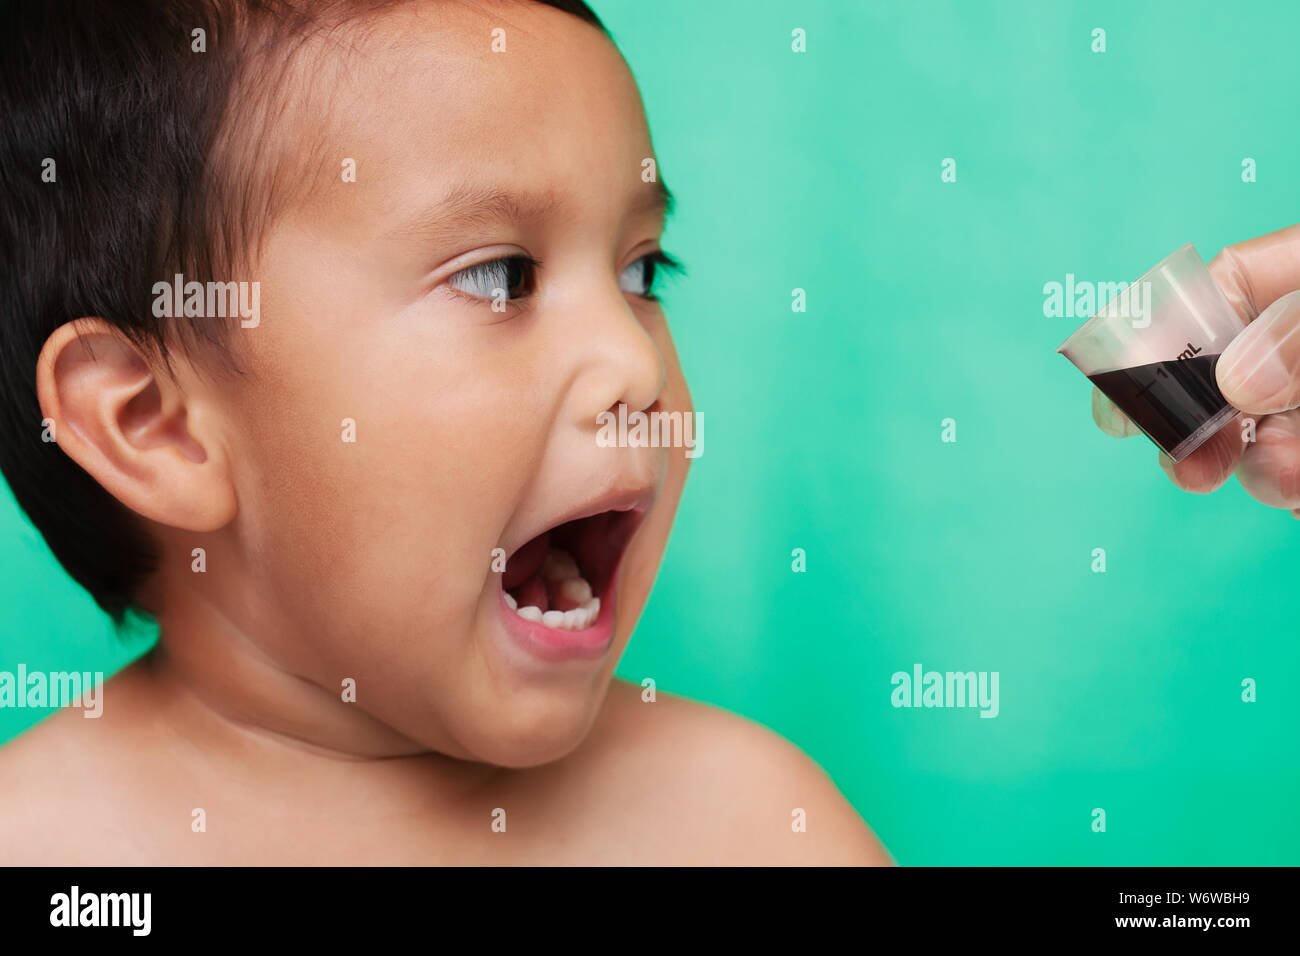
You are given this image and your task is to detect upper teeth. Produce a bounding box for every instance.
[506,549,600,631]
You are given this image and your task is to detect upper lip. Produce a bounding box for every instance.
[507,481,657,560]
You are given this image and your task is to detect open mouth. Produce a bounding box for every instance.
[501,508,643,632]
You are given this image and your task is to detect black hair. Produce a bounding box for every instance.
[0,0,607,626]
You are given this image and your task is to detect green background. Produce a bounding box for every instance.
[3,0,1298,864]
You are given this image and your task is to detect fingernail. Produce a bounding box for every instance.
[1218,339,1290,408]
[1217,292,1300,411]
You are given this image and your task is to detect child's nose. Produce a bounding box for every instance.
[564,288,665,426]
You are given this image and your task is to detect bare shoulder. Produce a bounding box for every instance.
[0,708,101,863]
[0,667,160,865]
[571,679,894,865]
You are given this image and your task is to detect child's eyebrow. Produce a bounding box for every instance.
[386,179,674,246]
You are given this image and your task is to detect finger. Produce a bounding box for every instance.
[1236,408,1300,509]
[1208,223,1300,323]
[1156,417,1245,493]
[1216,290,1300,415]
[1091,386,1140,437]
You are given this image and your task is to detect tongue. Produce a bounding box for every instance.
[505,543,597,616]
[548,573,593,611]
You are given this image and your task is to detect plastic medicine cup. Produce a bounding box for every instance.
[1057,243,1245,462]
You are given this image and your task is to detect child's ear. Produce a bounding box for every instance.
[35,319,237,532]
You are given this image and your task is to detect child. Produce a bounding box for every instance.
[0,0,891,865]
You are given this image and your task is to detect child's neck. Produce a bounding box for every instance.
[137,574,497,783]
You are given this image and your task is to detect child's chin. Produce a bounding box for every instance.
[465,694,607,768]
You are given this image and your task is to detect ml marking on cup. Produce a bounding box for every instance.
[1057,244,1244,462]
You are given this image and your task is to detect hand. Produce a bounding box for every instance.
[1093,223,1300,514]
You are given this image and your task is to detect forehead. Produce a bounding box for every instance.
[287,1,650,235]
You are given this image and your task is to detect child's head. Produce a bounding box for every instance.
[0,0,692,765]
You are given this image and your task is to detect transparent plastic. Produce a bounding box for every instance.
[1057,243,1245,462]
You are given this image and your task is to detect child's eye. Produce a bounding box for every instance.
[619,250,681,299]
[446,255,538,301]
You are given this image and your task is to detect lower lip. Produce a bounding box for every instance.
[497,571,620,663]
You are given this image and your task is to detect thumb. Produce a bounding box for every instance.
[1216,289,1300,414]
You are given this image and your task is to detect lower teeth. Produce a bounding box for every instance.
[505,549,600,631]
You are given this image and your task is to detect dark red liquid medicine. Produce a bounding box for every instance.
[1088,354,1231,457]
